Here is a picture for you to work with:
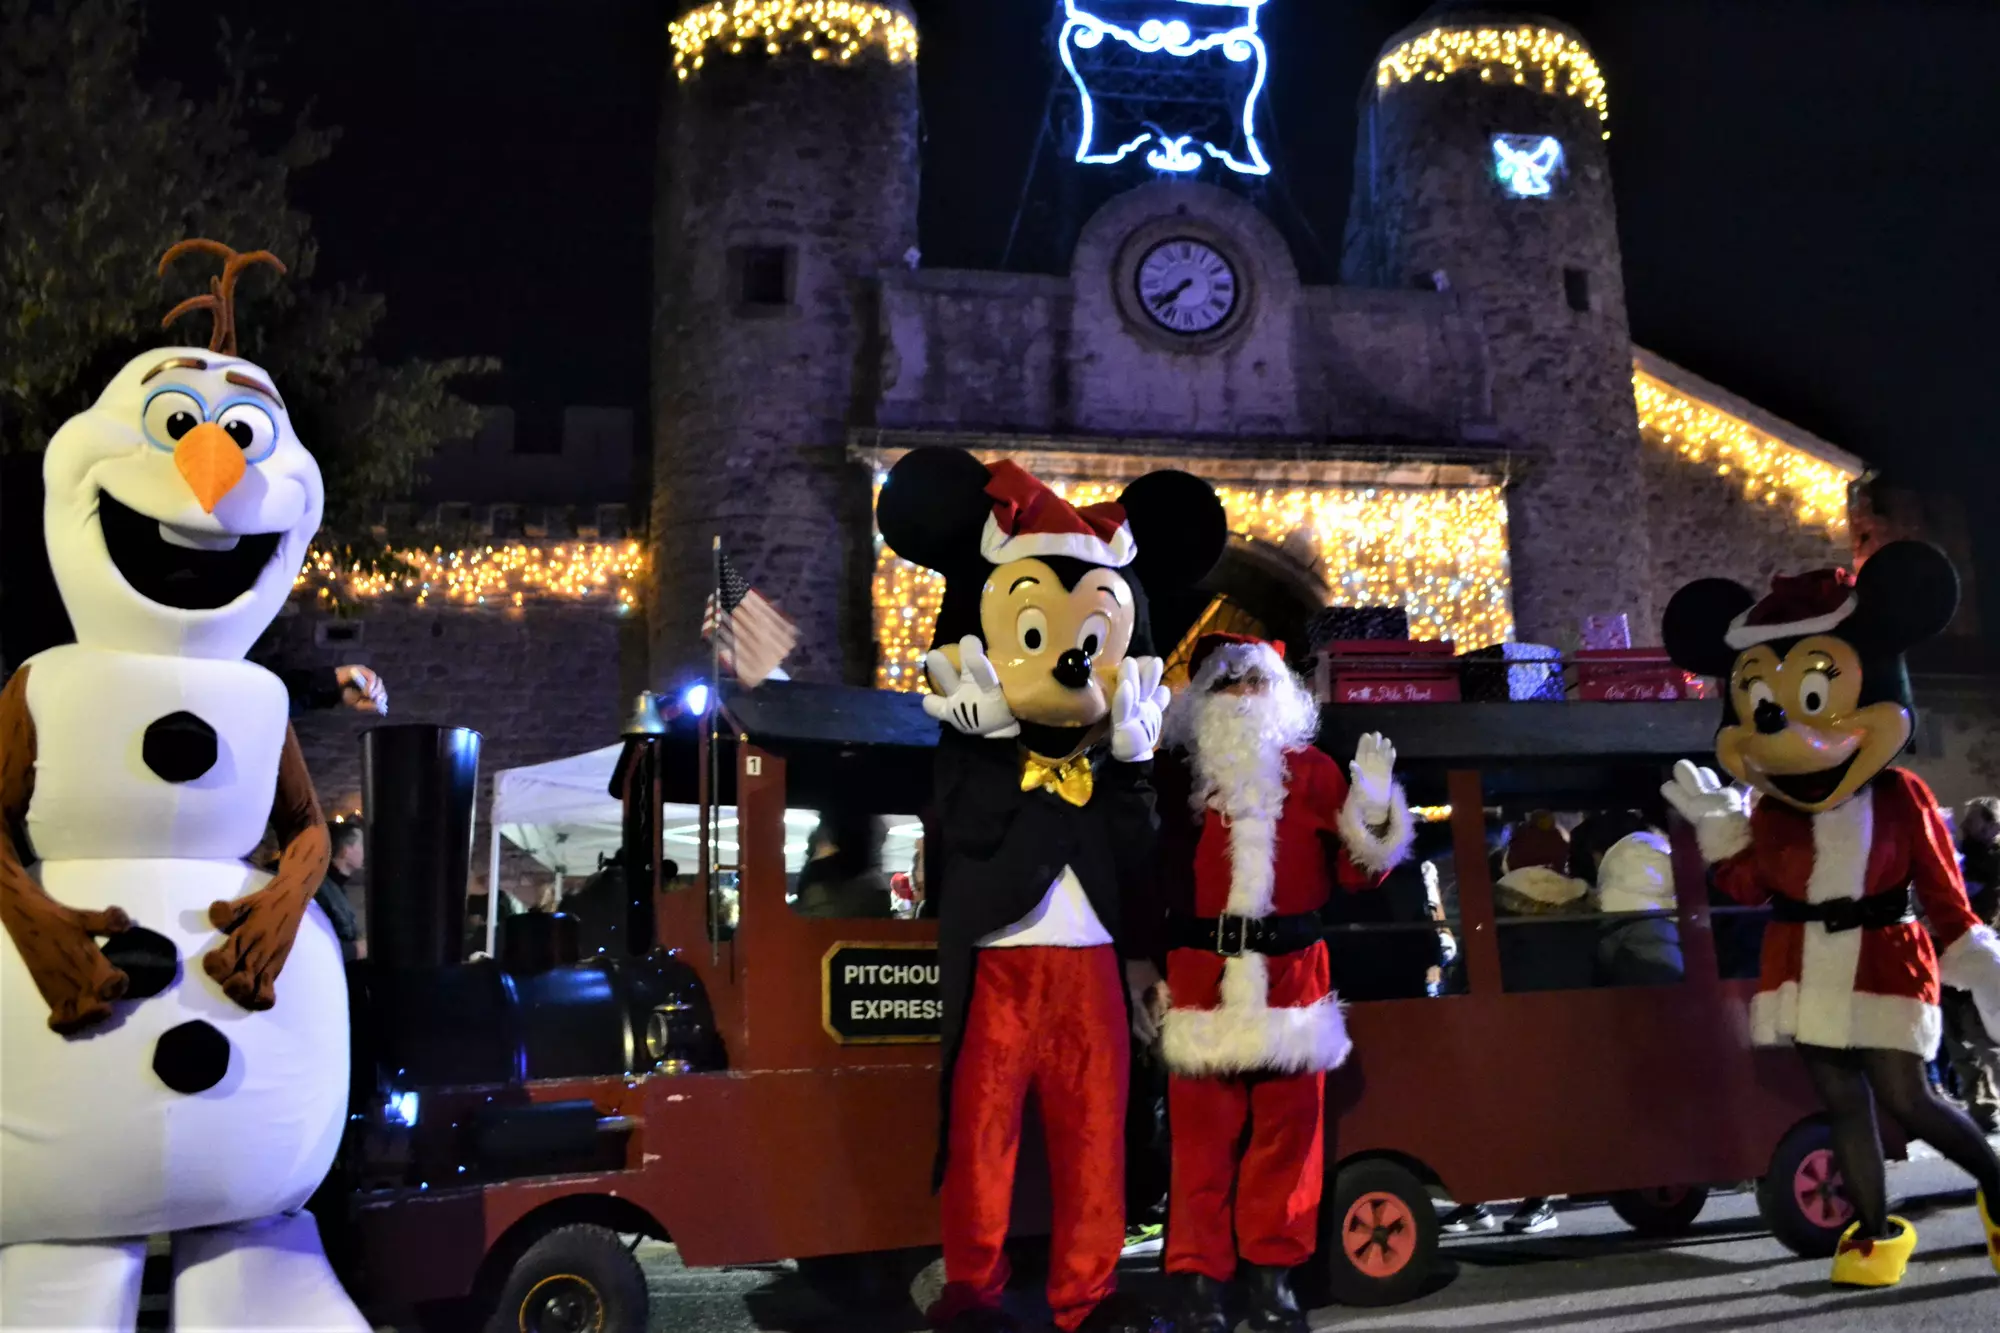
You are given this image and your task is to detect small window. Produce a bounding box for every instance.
[734,246,793,309]
[1565,268,1593,313]
[314,621,363,648]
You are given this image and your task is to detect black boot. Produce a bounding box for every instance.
[1175,1272,1229,1333]
[936,1308,1023,1333]
[1075,1289,1176,1333]
[1242,1264,1307,1333]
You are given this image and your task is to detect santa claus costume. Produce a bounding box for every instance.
[1150,635,1411,1332]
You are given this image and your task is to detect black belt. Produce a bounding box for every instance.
[1168,912,1324,958]
[1769,887,1915,934]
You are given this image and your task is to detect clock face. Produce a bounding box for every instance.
[1135,238,1238,335]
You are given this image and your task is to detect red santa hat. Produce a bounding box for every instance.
[1725,567,1858,650]
[981,461,1136,568]
[1188,632,1289,692]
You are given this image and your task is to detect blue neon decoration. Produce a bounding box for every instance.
[1493,134,1565,198]
[1058,0,1271,177]
[682,682,711,717]
[386,1091,419,1128]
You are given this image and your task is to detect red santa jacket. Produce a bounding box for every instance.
[1151,745,1411,1076]
[1705,767,1985,1057]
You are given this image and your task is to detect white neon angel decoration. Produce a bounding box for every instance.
[1493,135,1565,198]
[1058,0,1271,177]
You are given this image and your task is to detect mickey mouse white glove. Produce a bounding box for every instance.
[1350,732,1397,825]
[1110,656,1169,764]
[922,637,1020,739]
[1941,927,2000,1046]
[1660,760,1753,863]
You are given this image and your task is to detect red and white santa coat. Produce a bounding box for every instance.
[1703,767,2000,1057]
[1154,745,1412,1076]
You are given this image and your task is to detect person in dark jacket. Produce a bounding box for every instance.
[1944,797,2000,1131]
[1574,810,1685,988]
[793,810,897,919]
[317,821,364,962]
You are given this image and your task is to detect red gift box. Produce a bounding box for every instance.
[1576,648,1693,702]
[1316,640,1460,704]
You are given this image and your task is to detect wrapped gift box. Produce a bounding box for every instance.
[1580,614,1633,651]
[1576,648,1694,701]
[1316,639,1460,703]
[1306,606,1409,648]
[1459,642,1563,702]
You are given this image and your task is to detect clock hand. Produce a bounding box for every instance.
[1151,278,1194,310]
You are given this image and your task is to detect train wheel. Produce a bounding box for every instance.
[1757,1119,1856,1258]
[486,1224,647,1333]
[1609,1185,1711,1236]
[1318,1160,1438,1308]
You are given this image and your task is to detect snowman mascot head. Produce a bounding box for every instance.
[45,239,322,660]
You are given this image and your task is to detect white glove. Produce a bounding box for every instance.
[336,665,388,716]
[1660,760,1749,825]
[921,637,1020,739]
[1109,656,1169,763]
[1350,732,1396,825]
[1940,928,2000,1042]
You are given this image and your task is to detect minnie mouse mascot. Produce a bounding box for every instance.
[1662,540,2000,1287]
[877,447,1226,1333]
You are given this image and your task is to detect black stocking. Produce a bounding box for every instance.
[1861,1046,2000,1203]
[1801,1043,2000,1240]
[1800,1045,1889,1239]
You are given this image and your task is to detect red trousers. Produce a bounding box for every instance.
[1165,1069,1326,1278]
[935,946,1128,1332]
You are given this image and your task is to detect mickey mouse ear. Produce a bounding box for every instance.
[1119,470,1226,590]
[1851,540,1959,652]
[1662,578,1757,678]
[876,447,994,575]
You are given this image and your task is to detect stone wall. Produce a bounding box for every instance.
[1905,676,2000,814]
[1639,441,1850,641]
[653,32,920,688]
[266,601,640,910]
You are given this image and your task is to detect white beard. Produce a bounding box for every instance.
[1175,679,1319,919]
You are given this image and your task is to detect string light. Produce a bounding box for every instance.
[1632,371,1855,534]
[872,478,1513,691]
[668,2,917,80]
[294,542,646,613]
[1377,25,1610,140]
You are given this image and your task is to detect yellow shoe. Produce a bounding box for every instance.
[1980,1191,2000,1277]
[1830,1217,1917,1288]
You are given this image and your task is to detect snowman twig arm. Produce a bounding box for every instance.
[0,666,134,1033]
[205,724,329,1010]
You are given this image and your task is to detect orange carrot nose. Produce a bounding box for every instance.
[173,421,246,513]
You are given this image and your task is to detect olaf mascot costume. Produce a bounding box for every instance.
[0,242,367,1330]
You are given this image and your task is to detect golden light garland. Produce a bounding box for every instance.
[1376,25,1610,139]
[1632,371,1854,534]
[872,479,1513,691]
[294,542,646,612]
[669,1,917,80]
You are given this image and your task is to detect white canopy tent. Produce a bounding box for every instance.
[484,746,897,957]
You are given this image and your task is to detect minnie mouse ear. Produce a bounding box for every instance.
[876,447,994,575]
[1851,540,1959,653]
[1662,578,1756,679]
[1119,470,1227,590]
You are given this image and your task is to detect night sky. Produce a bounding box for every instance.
[151,0,2000,493]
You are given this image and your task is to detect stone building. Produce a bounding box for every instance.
[651,0,1857,698]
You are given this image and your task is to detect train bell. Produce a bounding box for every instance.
[623,690,667,737]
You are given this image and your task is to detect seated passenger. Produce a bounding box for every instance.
[1494,812,1596,993]
[793,810,896,918]
[1574,811,1685,987]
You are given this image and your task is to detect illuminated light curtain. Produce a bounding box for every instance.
[295,542,647,611]
[872,479,1513,691]
[1631,371,1854,534]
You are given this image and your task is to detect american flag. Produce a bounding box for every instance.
[701,551,798,688]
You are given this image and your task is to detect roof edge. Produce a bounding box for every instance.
[1632,345,1867,478]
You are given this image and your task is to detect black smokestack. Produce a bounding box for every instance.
[363,723,482,970]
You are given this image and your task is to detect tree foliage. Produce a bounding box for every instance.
[0,0,492,536]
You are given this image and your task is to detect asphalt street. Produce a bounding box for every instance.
[628,1151,2000,1333]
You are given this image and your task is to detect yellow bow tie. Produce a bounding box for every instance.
[1021,751,1094,808]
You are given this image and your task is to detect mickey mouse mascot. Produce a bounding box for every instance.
[878,447,1226,1333]
[1662,541,2000,1287]
[0,242,365,1329]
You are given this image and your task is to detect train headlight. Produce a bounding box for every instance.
[645,1001,699,1074]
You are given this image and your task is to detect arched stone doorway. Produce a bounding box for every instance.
[1158,535,1329,688]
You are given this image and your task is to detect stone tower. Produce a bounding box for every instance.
[1343,4,1653,647]
[653,4,920,686]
